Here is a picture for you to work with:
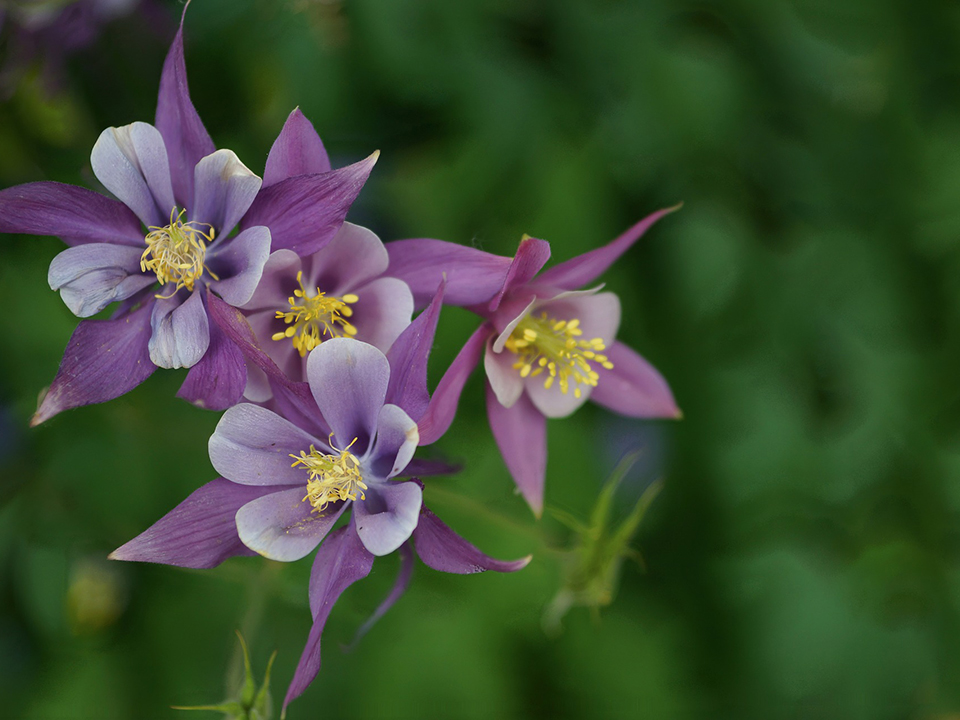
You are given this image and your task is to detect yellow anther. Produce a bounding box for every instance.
[274,271,359,356]
[290,438,366,514]
[503,310,614,396]
[141,208,216,298]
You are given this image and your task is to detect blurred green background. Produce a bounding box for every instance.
[1,0,958,717]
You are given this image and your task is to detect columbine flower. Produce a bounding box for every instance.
[110,298,529,712]
[239,221,413,402]
[0,13,376,423]
[388,207,682,514]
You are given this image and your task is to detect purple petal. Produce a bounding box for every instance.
[0,181,143,247]
[535,206,681,290]
[416,323,489,445]
[589,340,681,418]
[208,403,323,486]
[367,404,419,480]
[109,478,272,568]
[384,280,443,421]
[522,292,621,419]
[32,301,156,426]
[344,543,413,652]
[154,12,215,208]
[489,235,551,311]
[207,225,271,307]
[398,457,462,477]
[148,288,209,369]
[176,304,247,410]
[239,248,301,312]
[90,122,175,228]
[285,524,373,712]
[354,480,422,556]
[348,277,414,353]
[486,384,546,516]
[385,238,513,310]
[48,243,153,317]
[483,335,523,408]
[412,506,532,573]
[191,149,262,237]
[236,486,345,562]
[305,222,389,294]
[241,153,378,257]
[307,338,389,450]
[263,108,331,187]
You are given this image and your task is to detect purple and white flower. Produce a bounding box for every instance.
[0,15,376,423]
[240,221,414,402]
[110,301,529,711]
[388,208,682,514]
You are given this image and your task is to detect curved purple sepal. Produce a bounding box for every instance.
[489,235,551,312]
[241,153,378,258]
[535,205,680,290]
[385,280,444,422]
[486,383,546,516]
[263,108,331,187]
[177,297,247,410]
[590,340,681,419]
[108,478,272,568]
[32,300,156,426]
[412,506,531,574]
[0,182,142,247]
[284,524,374,712]
[154,8,215,208]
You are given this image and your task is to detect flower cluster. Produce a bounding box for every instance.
[0,9,680,713]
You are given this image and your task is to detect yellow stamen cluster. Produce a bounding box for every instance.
[272,271,359,356]
[290,439,367,514]
[141,208,216,298]
[504,312,614,398]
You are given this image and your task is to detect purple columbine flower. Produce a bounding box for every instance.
[387,207,682,515]
[239,221,414,402]
[110,293,529,712]
[0,13,376,423]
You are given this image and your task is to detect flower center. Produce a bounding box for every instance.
[141,208,216,298]
[272,271,359,357]
[504,311,614,398]
[290,440,367,514]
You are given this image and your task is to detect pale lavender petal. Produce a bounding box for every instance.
[154,13,215,208]
[285,524,373,712]
[535,206,680,290]
[417,323,489,445]
[31,301,156,426]
[242,361,272,403]
[207,225,271,307]
[523,292,621,419]
[244,308,299,382]
[305,222,388,294]
[484,336,523,408]
[236,486,345,562]
[412,506,532,573]
[191,149,262,237]
[348,277,414,353]
[241,153,378,257]
[385,238,513,309]
[208,403,323,486]
[109,478,273,568]
[367,404,418,480]
[148,288,209,369]
[486,384,546,516]
[307,338,389,450]
[354,481,422,556]
[0,181,142,246]
[176,307,247,411]
[590,341,681,418]
[491,297,537,353]
[48,243,153,317]
[240,249,301,312]
[384,281,443,421]
[90,122,175,228]
[344,543,413,651]
[489,235,551,311]
[263,108,331,187]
